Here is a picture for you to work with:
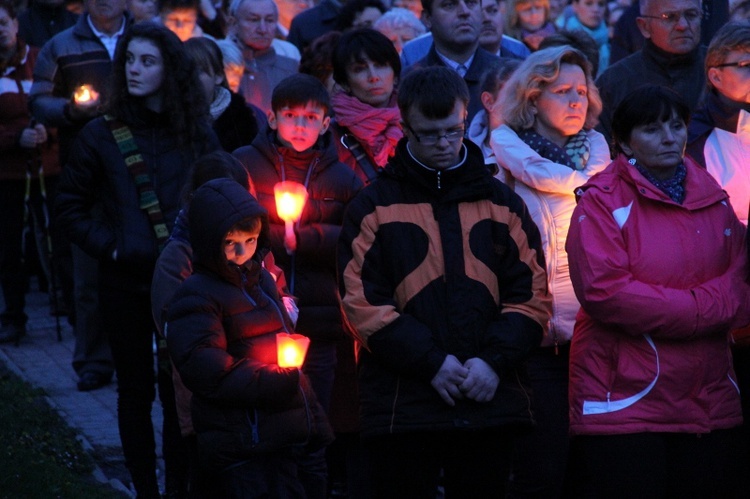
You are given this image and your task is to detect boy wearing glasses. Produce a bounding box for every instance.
[337,66,552,497]
[595,0,705,146]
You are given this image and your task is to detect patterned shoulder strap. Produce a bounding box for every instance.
[104,114,170,253]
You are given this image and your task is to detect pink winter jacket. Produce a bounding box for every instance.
[566,154,750,435]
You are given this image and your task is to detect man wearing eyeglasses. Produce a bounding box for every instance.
[337,66,552,497]
[595,0,706,150]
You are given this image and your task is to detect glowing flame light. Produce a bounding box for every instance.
[274,181,308,222]
[276,333,310,368]
[73,84,99,104]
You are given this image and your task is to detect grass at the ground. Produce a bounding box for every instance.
[0,366,127,499]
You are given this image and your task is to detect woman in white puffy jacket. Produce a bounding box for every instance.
[490,45,609,497]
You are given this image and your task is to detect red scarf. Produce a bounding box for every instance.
[331,91,402,167]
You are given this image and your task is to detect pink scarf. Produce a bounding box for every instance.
[331,91,403,167]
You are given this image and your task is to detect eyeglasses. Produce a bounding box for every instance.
[639,9,701,25]
[713,60,750,69]
[404,123,465,145]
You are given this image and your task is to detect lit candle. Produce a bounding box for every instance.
[276,332,310,368]
[274,181,308,254]
[73,84,99,105]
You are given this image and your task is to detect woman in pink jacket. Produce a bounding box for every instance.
[566,85,750,497]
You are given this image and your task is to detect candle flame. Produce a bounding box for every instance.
[74,85,99,104]
[274,181,308,223]
[276,333,310,368]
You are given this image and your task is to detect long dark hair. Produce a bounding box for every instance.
[107,22,209,152]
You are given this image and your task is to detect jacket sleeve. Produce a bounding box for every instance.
[166,282,300,407]
[567,186,750,339]
[491,125,610,193]
[150,240,193,337]
[54,121,117,260]
[478,192,550,373]
[28,40,71,127]
[337,193,447,382]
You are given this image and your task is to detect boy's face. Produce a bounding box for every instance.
[224,228,261,266]
[268,103,331,152]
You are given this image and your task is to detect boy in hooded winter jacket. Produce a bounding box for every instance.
[165,177,328,497]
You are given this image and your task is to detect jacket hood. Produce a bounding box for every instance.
[188,178,269,281]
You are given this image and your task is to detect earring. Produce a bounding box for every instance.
[628,158,636,166]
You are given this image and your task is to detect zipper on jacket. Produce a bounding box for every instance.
[247,409,260,445]
[239,272,258,307]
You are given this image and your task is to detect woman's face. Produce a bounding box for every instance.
[198,68,223,103]
[531,63,588,147]
[379,25,419,54]
[572,0,605,29]
[345,55,395,108]
[0,7,18,52]
[225,63,244,93]
[125,38,165,107]
[517,0,547,31]
[621,110,687,178]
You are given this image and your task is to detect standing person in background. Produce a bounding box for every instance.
[330,28,402,185]
[556,0,609,75]
[686,21,750,481]
[567,85,750,498]
[233,73,363,498]
[491,45,610,497]
[55,23,219,497]
[29,0,129,393]
[227,0,298,114]
[506,0,557,51]
[275,0,313,38]
[337,66,551,498]
[595,0,706,148]
[183,36,261,152]
[127,0,158,23]
[0,0,59,344]
[403,0,500,123]
[373,7,425,54]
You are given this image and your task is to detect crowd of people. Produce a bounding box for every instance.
[2,0,750,497]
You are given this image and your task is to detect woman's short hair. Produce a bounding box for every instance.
[183,37,229,88]
[216,38,244,67]
[611,85,690,154]
[498,45,602,131]
[705,21,750,91]
[332,28,401,88]
[0,0,17,19]
[336,0,387,31]
[373,7,426,40]
[539,29,601,77]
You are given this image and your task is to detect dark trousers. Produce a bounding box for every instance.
[508,344,577,498]
[366,429,515,498]
[0,178,58,326]
[578,428,746,498]
[219,453,306,499]
[100,271,186,498]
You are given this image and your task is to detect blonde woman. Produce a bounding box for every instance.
[490,45,609,496]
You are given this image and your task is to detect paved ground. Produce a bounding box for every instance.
[0,281,166,497]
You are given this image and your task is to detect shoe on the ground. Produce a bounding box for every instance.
[0,324,25,345]
[77,372,111,392]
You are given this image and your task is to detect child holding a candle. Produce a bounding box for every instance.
[233,73,362,498]
[166,177,331,497]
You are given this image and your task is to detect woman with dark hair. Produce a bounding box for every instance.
[330,27,402,184]
[55,22,219,497]
[335,0,387,31]
[566,85,750,497]
[183,36,262,152]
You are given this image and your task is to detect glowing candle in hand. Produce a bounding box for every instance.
[73,84,99,104]
[276,333,310,368]
[274,181,308,254]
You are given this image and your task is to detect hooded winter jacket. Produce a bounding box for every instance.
[165,178,304,467]
[566,154,750,435]
[337,138,552,437]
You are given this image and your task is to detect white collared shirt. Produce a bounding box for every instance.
[87,15,126,60]
[435,49,475,78]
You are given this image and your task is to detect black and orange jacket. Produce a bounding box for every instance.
[337,138,552,437]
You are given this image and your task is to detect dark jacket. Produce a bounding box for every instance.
[55,103,219,281]
[29,13,131,165]
[165,178,302,469]
[233,126,363,342]
[337,138,552,437]
[404,45,500,124]
[214,91,260,152]
[286,0,340,52]
[595,40,708,148]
